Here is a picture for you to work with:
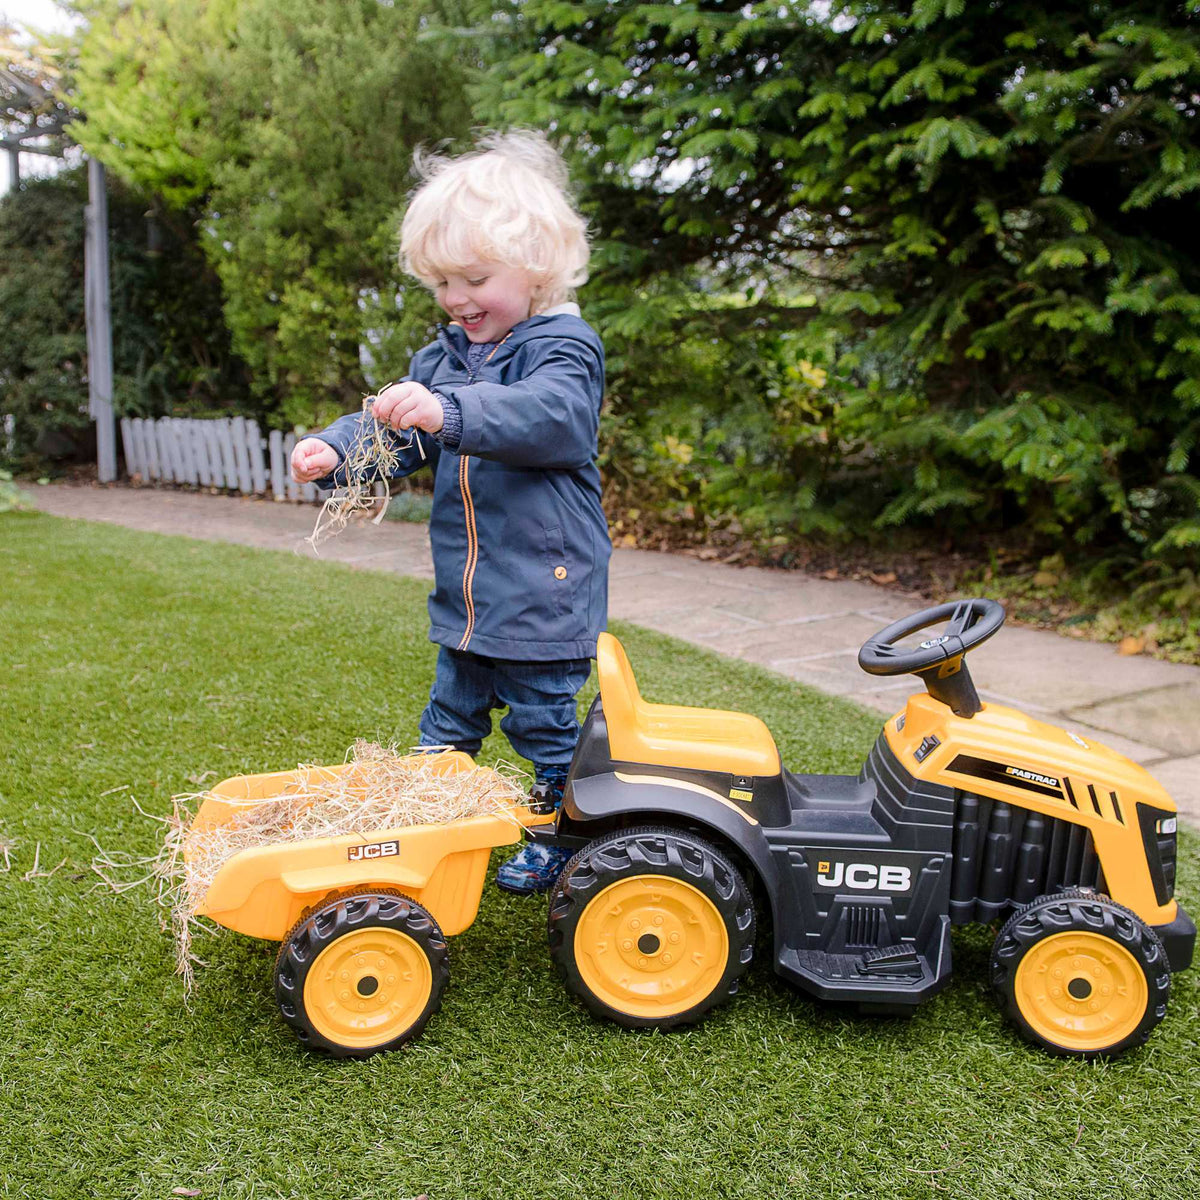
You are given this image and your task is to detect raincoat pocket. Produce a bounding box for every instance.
[542,525,576,619]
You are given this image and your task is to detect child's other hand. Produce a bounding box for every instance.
[372,382,445,434]
[291,437,339,483]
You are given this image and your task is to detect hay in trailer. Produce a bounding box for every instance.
[305,397,426,551]
[91,742,528,992]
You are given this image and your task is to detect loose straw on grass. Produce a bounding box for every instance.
[305,397,426,551]
[91,742,529,993]
[21,841,67,882]
[0,821,15,872]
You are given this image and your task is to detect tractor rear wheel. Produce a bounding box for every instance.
[990,890,1169,1058]
[275,888,449,1057]
[548,826,755,1029]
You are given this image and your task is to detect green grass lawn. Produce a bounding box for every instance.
[2,512,1198,1200]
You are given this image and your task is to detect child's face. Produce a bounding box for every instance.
[434,261,536,344]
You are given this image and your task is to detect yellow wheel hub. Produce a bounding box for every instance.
[574,874,729,1019]
[1014,930,1148,1052]
[304,927,432,1049]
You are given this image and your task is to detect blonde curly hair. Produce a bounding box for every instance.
[399,130,590,313]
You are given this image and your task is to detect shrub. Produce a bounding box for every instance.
[0,169,250,466]
[486,0,1200,571]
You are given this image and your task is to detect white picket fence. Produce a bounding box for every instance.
[119,416,320,502]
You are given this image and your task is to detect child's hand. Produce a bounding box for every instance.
[291,437,339,483]
[372,382,445,434]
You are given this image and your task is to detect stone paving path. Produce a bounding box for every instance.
[27,483,1200,823]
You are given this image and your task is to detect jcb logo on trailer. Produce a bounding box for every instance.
[816,859,912,893]
[348,840,400,862]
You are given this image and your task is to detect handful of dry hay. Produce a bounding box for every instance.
[92,742,528,992]
[305,397,426,551]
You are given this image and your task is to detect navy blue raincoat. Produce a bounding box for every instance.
[313,308,610,661]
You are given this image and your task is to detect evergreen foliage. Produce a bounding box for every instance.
[485,1,1200,563]
[0,169,249,465]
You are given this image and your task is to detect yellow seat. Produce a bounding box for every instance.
[597,632,781,777]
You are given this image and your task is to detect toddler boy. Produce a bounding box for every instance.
[292,131,609,894]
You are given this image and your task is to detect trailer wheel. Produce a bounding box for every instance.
[548,826,755,1029]
[275,888,449,1057]
[990,890,1169,1058]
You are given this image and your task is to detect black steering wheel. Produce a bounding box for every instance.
[858,598,1006,678]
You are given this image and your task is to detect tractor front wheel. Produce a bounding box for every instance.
[548,826,755,1030]
[275,888,449,1057]
[990,890,1169,1058]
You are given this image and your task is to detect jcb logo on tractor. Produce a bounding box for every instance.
[815,859,912,893]
[348,840,400,862]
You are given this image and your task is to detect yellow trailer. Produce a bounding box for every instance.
[190,751,548,1056]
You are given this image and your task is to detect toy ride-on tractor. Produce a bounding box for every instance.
[531,599,1194,1057]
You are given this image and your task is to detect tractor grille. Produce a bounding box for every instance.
[1159,827,1178,899]
[949,793,1105,925]
[1138,803,1178,906]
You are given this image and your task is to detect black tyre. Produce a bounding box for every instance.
[990,889,1169,1058]
[275,888,449,1057]
[548,826,755,1029]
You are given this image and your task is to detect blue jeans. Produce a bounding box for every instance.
[418,646,592,769]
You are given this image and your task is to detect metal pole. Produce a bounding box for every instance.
[85,157,117,482]
[5,145,18,192]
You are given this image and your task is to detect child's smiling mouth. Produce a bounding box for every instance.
[460,311,487,330]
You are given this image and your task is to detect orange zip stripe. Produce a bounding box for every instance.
[455,332,511,651]
[457,454,478,650]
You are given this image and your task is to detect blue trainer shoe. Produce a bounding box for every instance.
[495,841,574,895]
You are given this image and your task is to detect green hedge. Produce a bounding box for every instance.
[0,169,250,466]
[17,2,1200,596]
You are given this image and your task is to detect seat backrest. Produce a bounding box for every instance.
[597,631,641,739]
[596,631,782,775]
